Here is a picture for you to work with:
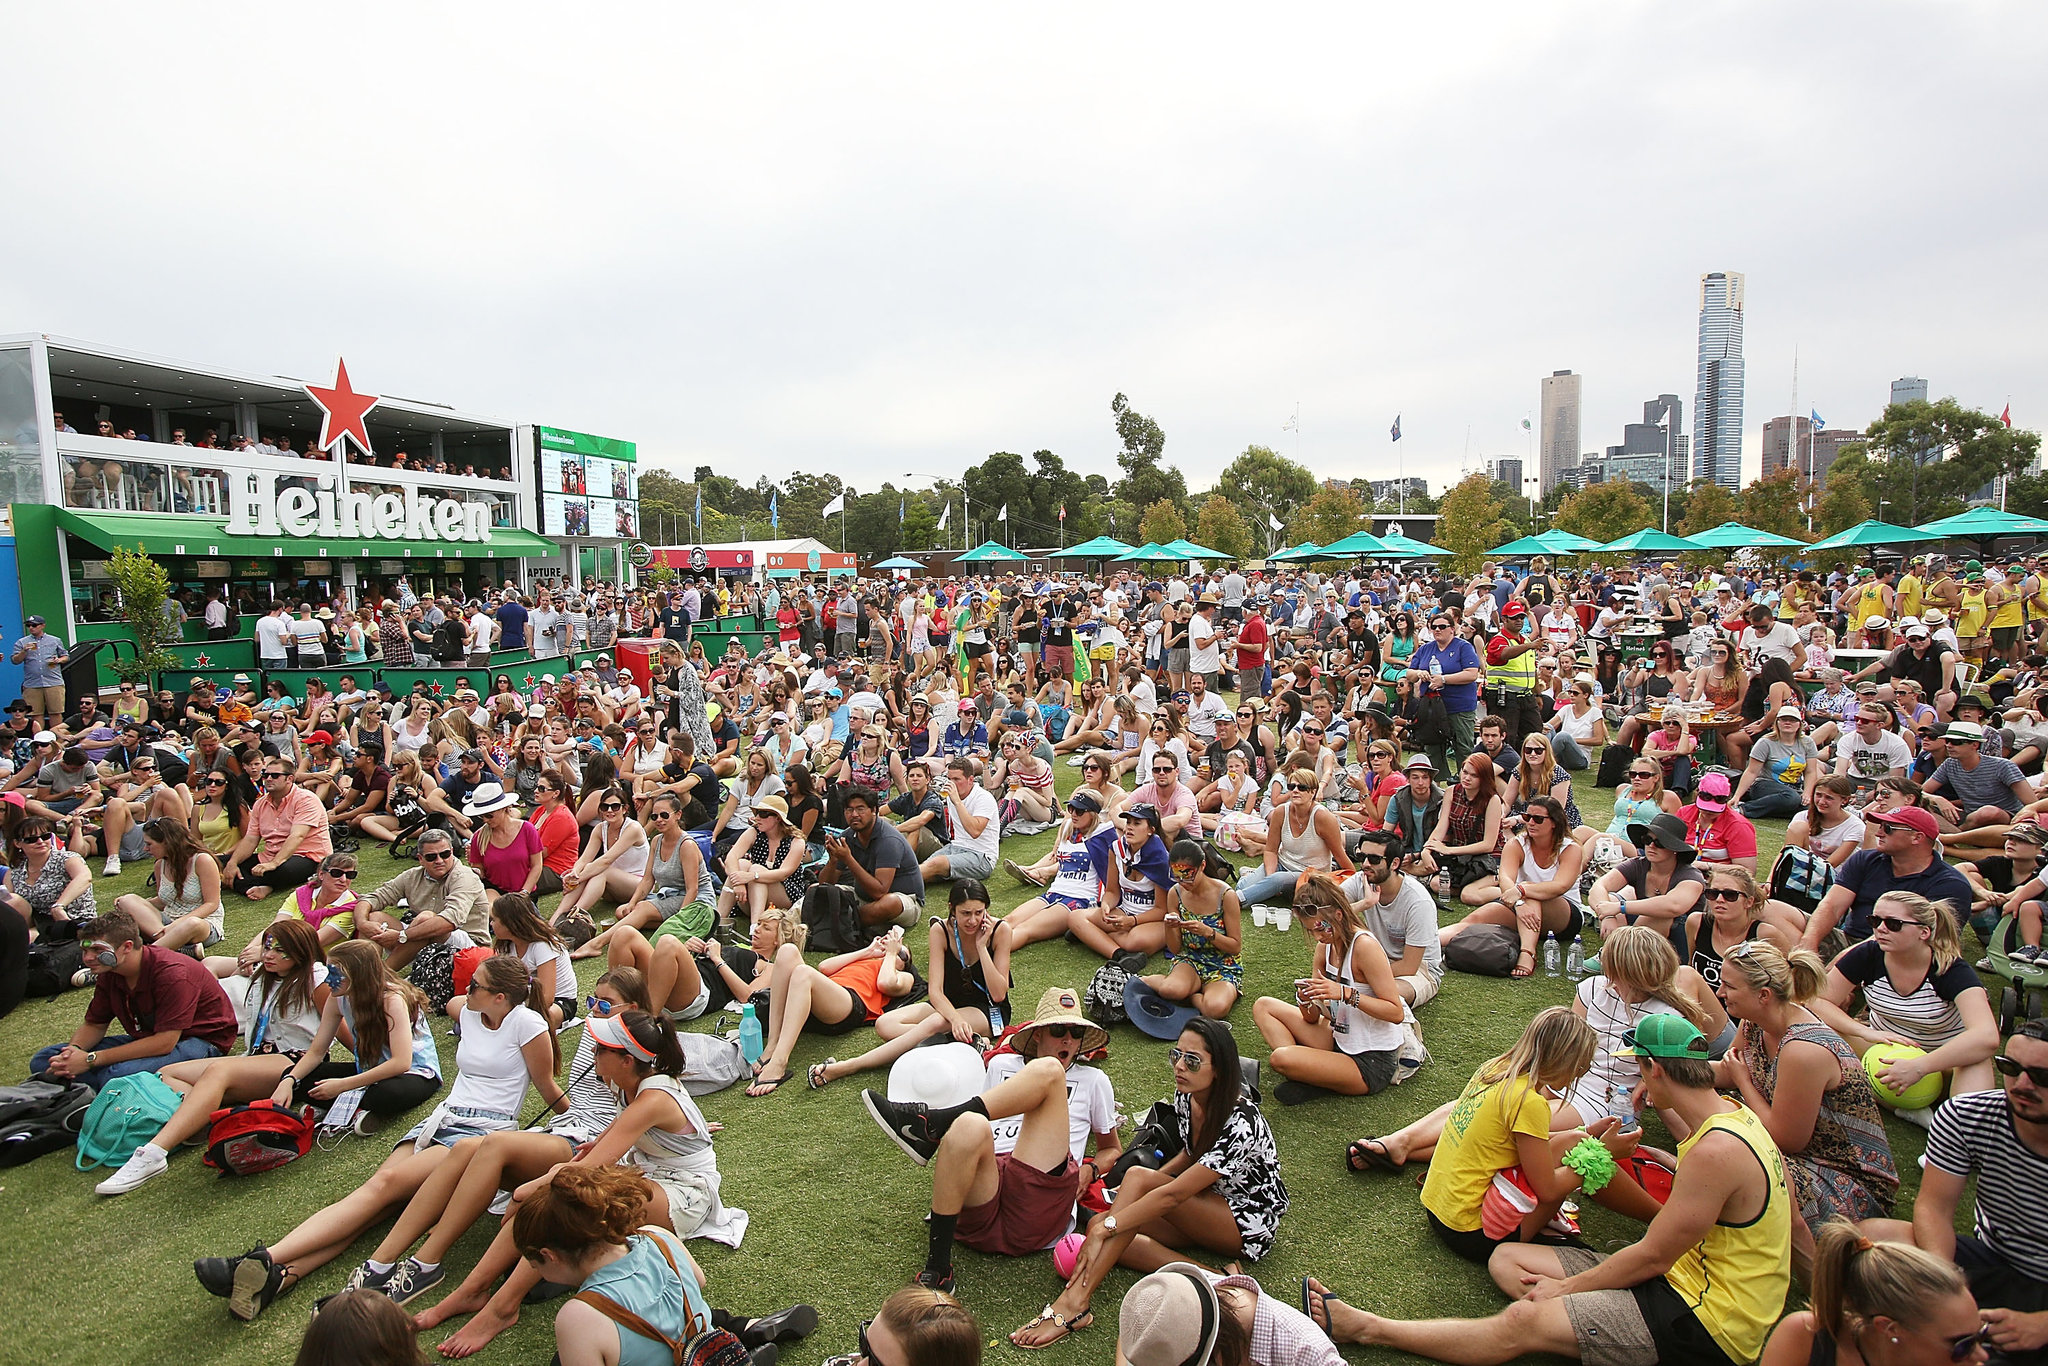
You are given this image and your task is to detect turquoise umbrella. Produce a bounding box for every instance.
[872,556,925,570]
[1264,542,1322,561]
[1375,533,1447,558]
[1486,530,1600,556]
[1683,521,1808,549]
[1318,529,1391,556]
[1595,529,1706,554]
[1803,520,1947,553]
[1050,535,1135,558]
[1162,538,1228,560]
[955,540,1028,562]
[1915,506,2048,538]
[1112,542,1186,563]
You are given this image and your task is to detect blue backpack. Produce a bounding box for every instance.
[74,1072,181,1171]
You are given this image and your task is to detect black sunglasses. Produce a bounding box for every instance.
[1703,887,1745,902]
[1041,1024,1086,1040]
[1994,1054,2048,1088]
[326,868,358,880]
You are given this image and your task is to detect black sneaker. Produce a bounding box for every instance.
[195,1248,259,1298]
[229,1248,287,1321]
[862,1090,941,1165]
[738,1304,818,1348]
[1112,950,1150,973]
[913,1266,955,1295]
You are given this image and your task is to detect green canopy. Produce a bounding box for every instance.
[1375,532,1447,558]
[1682,521,1808,549]
[51,507,554,561]
[1050,535,1134,558]
[1112,542,1186,563]
[1317,529,1391,556]
[1161,538,1227,560]
[1485,529,1600,557]
[1915,506,2048,539]
[1803,520,1948,553]
[872,556,925,570]
[1596,528,1706,554]
[955,540,1028,562]
[1264,542,1322,562]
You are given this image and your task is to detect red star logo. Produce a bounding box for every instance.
[193,653,211,667]
[305,358,380,457]
[523,674,537,688]
[429,682,444,695]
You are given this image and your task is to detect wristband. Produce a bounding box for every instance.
[1561,1137,1618,1194]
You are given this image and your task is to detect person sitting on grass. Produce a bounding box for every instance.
[1003,1017,1289,1349]
[228,852,360,968]
[91,918,330,1195]
[31,907,237,1090]
[293,1289,436,1366]
[1416,752,1506,907]
[997,788,1107,949]
[808,878,1010,1090]
[195,954,566,1322]
[573,793,712,962]
[219,759,331,901]
[819,1285,981,1366]
[1252,870,1408,1106]
[1759,1221,1988,1366]
[1302,1014,1793,1366]
[1590,811,1708,943]
[111,816,224,954]
[479,894,577,1028]
[713,793,809,933]
[1140,839,1245,1022]
[918,756,1000,886]
[857,986,1120,1294]
[743,924,920,1097]
[1442,796,1585,981]
[355,830,491,973]
[1066,803,1173,969]
[1555,926,1729,1135]
[1809,889,2000,1120]
[556,786,650,926]
[813,786,927,932]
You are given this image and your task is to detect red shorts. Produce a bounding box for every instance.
[957,1153,1077,1256]
[1042,645,1075,679]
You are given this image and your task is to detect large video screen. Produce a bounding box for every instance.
[536,426,636,538]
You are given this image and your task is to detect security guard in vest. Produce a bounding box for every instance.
[1484,601,1544,748]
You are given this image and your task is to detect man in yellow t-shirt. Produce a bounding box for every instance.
[1896,556,1927,622]
[1308,1015,1792,1366]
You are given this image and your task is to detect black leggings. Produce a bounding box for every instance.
[295,1060,442,1117]
[0,903,27,1021]
[224,854,321,896]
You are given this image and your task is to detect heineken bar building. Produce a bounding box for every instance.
[0,334,584,688]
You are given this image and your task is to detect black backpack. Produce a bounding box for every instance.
[800,884,874,955]
[0,1079,96,1166]
[23,939,84,998]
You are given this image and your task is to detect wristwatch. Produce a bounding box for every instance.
[85,1051,97,1067]
[398,926,409,945]
[1102,1214,1118,1233]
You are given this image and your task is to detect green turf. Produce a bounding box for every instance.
[0,754,1939,1366]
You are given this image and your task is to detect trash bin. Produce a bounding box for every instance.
[613,637,663,695]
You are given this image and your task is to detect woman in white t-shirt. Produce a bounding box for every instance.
[486,894,577,1027]
[199,954,565,1321]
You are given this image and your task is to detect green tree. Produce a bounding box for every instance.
[1111,393,1187,514]
[1193,494,1254,560]
[1736,470,1811,543]
[1555,481,1655,545]
[1217,445,1317,529]
[961,453,1034,536]
[1287,487,1368,549]
[1814,451,1875,534]
[105,544,177,686]
[1435,473,1511,575]
[1845,398,2041,526]
[1139,498,1188,546]
[1678,479,1740,537]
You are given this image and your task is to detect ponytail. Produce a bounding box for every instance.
[1808,1220,1965,1343]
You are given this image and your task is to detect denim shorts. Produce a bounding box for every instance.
[400,1104,517,1151]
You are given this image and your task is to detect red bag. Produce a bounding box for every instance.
[450,946,495,1000]
[203,1100,314,1176]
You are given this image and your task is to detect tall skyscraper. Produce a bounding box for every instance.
[1539,370,1581,494]
[1891,376,1929,409]
[1761,415,1815,480]
[1692,272,1745,490]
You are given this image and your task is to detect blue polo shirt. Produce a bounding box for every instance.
[1408,637,1483,714]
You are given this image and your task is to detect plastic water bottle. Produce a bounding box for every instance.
[738,1004,763,1066]
[1542,933,1561,977]
[1565,935,1586,979]
[1429,656,1444,687]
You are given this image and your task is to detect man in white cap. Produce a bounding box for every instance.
[862,986,1122,1294]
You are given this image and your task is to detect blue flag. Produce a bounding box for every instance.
[899,496,905,524]
[770,488,779,532]
[694,485,702,532]
[1810,408,1824,430]
[1390,415,1402,442]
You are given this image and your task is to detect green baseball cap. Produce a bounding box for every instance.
[1612,1014,1710,1059]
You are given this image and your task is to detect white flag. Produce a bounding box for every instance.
[1267,511,1283,531]
[821,493,845,517]
[938,502,951,530]
[998,504,1008,521]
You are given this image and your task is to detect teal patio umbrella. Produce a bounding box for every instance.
[1375,532,1446,558]
[872,556,925,570]
[1486,529,1600,557]
[1684,521,1807,549]
[1050,535,1134,558]
[1264,542,1321,561]
[1596,528,1705,554]
[1803,520,1947,553]
[1162,537,1228,560]
[1916,506,2048,539]
[1317,529,1391,556]
[955,540,1028,563]
[1112,542,1185,563]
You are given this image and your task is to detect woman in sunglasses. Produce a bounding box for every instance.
[113,817,224,953]
[186,754,248,859]
[1253,871,1405,1103]
[559,784,651,923]
[233,853,360,962]
[1761,1221,1988,1366]
[1067,805,1173,965]
[1446,795,1585,981]
[1811,890,2000,1116]
[92,917,331,1197]
[1506,734,1586,841]
[1713,939,1898,1272]
[1140,841,1245,1022]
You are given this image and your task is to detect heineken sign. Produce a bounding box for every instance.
[224,471,493,543]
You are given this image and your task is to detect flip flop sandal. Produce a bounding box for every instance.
[1013,1306,1094,1351]
[1347,1137,1398,1173]
[807,1059,836,1090]
[1300,1278,1341,1335]
[746,1070,788,1097]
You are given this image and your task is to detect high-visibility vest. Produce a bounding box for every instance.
[1487,629,1539,694]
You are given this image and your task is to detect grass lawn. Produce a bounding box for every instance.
[0,746,1940,1366]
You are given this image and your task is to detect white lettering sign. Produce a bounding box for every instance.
[224,473,491,544]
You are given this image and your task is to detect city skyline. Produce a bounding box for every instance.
[6,6,2040,497]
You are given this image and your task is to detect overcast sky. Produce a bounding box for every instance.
[10,4,2043,496]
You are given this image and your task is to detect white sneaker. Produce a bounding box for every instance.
[488,1188,514,1216]
[95,1142,168,1195]
[102,855,122,877]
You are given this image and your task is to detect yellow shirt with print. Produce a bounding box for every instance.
[1419,1071,1553,1233]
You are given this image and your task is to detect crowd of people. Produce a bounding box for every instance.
[6,549,2048,1366]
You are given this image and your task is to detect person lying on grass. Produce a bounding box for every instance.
[858,986,1121,1295]
[194,953,565,1322]
[1138,840,1245,1022]
[605,900,787,1024]
[93,917,330,1195]
[744,923,921,1096]
[1253,871,1408,1106]
[808,879,1011,1090]
[1303,1013,1794,1366]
